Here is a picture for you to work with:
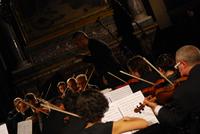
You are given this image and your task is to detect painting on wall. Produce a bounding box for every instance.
[12,0,108,46]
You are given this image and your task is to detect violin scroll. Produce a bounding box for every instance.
[134,102,145,114]
[134,96,156,113]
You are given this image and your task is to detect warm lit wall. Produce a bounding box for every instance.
[149,0,172,29]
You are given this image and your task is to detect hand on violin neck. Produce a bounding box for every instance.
[143,97,158,111]
[146,95,153,100]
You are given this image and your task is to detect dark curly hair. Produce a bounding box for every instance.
[127,56,151,77]
[63,91,79,113]
[156,53,175,72]
[76,90,109,123]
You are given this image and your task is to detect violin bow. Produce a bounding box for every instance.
[120,70,155,86]
[20,100,49,115]
[83,66,95,91]
[39,99,81,118]
[107,72,127,84]
[136,55,174,86]
[44,82,52,99]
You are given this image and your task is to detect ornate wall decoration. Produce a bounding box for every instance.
[11,0,109,46]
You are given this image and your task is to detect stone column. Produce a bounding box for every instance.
[128,0,148,21]
[0,18,31,71]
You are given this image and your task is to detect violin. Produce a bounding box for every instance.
[134,96,156,113]
[120,70,155,86]
[115,78,140,89]
[120,56,188,113]
[134,102,145,114]
[134,76,188,113]
[141,78,165,96]
[155,76,188,104]
[142,76,187,98]
[127,78,140,84]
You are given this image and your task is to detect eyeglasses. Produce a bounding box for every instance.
[174,62,181,69]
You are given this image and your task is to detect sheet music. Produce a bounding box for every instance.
[103,85,133,103]
[102,104,132,134]
[102,103,123,122]
[0,124,9,134]
[112,91,159,125]
[102,90,159,133]
[17,120,32,134]
[101,88,112,94]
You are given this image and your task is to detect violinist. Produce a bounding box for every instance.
[137,45,200,134]
[66,77,79,93]
[6,97,31,134]
[57,81,67,99]
[147,53,182,104]
[43,86,84,134]
[24,93,48,134]
[155,53,180,82]
[76,74,99,92]
[42,97,68,134]
[126,56,161,92]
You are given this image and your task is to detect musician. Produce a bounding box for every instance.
[72,31,125,88]
[127,56,160,92]
[76,89,148,134]
[66,77,79,92]
[57,81,67,98]
[44,89,83,134]
[48,81,67,105]
[141,45,200,134]
[42,90,76,134]
[76,74,99,92]
[6,97,30,134]
[60,90,86,134]
[42,98,67,134]
[156,53,180,81]
[24,93,48,134]
[14,97,28,114]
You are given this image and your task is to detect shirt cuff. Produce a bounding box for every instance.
[154,105,162,116]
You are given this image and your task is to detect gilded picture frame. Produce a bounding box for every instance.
[11,0,110,47]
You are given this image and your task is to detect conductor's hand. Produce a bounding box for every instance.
[75,53,88,59]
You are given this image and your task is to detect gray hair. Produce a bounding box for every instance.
[76,74,87,81]
[57,81,66,87]
[72,31,88,39]
[176,45,200,65]
[66,77,77,83]
[13,97,23,106]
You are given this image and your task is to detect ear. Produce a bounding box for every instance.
[180,61,188,69]
[158,67,164,72]
[80,35,86,40]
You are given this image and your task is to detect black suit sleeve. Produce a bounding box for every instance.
[158,105,187,126]
[157,81,194,127]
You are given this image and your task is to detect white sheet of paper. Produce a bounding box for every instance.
[0,124,9,134]
[102,103,123,122]
[102,104,133,134]
[17,120,32,134]
[100,88,112,94]
[102,90,159,134]
[103,85,133,103]
[112,91,159,125]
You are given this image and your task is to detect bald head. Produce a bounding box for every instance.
[176,45,200,66]
[76,74,87,91]
[72,31,89,47]
[72,31,88,39]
